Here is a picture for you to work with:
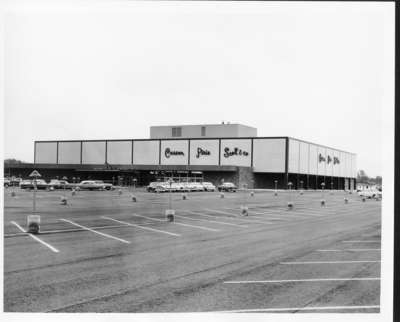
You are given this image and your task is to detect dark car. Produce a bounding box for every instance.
[217,182,237,192]
[19,179,48,190]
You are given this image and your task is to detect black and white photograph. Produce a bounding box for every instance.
[1,0,395,320]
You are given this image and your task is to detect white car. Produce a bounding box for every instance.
[191,182,205,192]
[358,189,381,199]
[202,182,216,192]
[78,180,106,191]
[93,180,115,190]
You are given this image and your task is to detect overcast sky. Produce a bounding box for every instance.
[3,1,394,177]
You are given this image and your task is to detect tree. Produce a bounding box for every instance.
[4,158,25,165]
[357,170,369,183]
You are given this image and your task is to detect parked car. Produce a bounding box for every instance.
[202,182,216,192]
[94,180,115,190]
[19,179,48,190]
[358,189,382,199]
[154,182,169,193]
[48,179,71,189]
[77,180,106,191]
[4,178,11,187]
[191,182,205,192]
[147,182,159,192]
[217,182,237,192]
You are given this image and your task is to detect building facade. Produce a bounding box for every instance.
[5,124,357,190]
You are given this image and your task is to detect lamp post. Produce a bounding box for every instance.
[287,182,293,209]
[166,177,175,221]
[27,170,41,234]
[321,182,326,206]
[131,178,137,202]
[241,183,248,216]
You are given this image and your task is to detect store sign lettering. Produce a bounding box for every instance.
[165,148,184,158]
[224,147,249,158]
[319,153,340,165]
[196,147,210,158]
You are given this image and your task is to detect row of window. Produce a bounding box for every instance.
[172,126,206,137]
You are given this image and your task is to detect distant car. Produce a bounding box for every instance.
[48,179,71,189]
[147,182,159,192]
[154,183,169,193]
[93,180,115,190]
[77,180,106,191]
[20,179,48,190]
[217,182,237,192]
[4,178,11,187]
[358,189,381,199]
[191,182,205,192]
[202,182,216,192]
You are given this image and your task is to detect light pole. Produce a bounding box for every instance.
[287,182,293,209]
[321,182,326,206]
[241,183,248,216]
[166,177,175,221]
[28,170,41,234]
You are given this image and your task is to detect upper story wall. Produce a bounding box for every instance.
[34,137,356,178]
[150,123,257,139]
[288,138,357,178]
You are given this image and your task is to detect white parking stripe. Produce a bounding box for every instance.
[132,213,220,232]
[175,214,247,228]
[342,241,381,243]
[60,219,130,244]
[317,249,381,252]
[102,216,180,237]
[204,209,274,224]
[281,260,381,265]
[11,221,59,253]
[224,277,380,284]
[213,305,380,313]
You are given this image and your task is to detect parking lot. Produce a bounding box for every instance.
[3,187,381,313]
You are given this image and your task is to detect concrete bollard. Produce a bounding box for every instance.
[11,191,16,197]
[240,205,249,216]
[320,199,325,206]
[60,197,67,205]
[182,193,187,200]
[344,198,348,204]
[274,191,278,196]
[250,191,254,197]
[165,209,175,222]
[131,194,137,202]
[27,215,40,234]
[118,189,122,195]
[362,197,366,202]
[220,192,225,198]
[287,201,293,210]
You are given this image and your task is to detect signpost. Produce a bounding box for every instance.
[240,183,248,216]
[28,170,41,233]
[287,182,293,209]
[165,177,175,221]
[61,176,68,205]
[321,182,326,206]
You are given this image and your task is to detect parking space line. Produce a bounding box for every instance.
[224,277,380,284]
[280,260,381,265]
[59,219,131,244]
[11,221,59,253]
[132,213,221,232]
[342,241,381,243]
[204,209,274,224]
[212,305,380,313]
[102,216,180,237]
[175,214,247,228]
[317,249,381,252]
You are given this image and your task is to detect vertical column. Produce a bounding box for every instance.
[284,137,289,188]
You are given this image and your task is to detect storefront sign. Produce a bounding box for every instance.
[196,147,211,158]
[334,156,340,165]
[224,147,249,158]
[318,153,326,162]
[165,148,184,158]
